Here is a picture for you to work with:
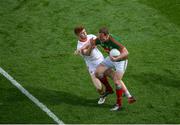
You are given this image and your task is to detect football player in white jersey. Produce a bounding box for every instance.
[74,26,113,104]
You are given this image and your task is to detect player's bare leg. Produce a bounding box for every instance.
[95,64,113,97]
[105,68,136,104]
[120,80,136,104]
[95,64,108,78]
[110,71,124,111]
[90,74,105,95]
[99,68,113,94]
[90,74,107,104]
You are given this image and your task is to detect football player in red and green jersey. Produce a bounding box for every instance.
[90,27,136,111]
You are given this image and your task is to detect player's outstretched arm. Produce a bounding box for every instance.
[74,49,81,56]
[81,38,95,56]
[81,44,93,56]
[118,47,129,60]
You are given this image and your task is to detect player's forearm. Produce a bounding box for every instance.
[74,49,81,56]
[118,52,128,60]
[81,45,93,56]
[81,38,95,56]
[118,48,129,60]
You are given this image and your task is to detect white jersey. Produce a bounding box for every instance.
[77,34,104,67]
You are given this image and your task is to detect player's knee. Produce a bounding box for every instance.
[95,71,99,78]
[97,89,103,95]
[104,69,113,78]
[115,84,122,90]
[95,69,99,77]
[113,76,119,83]
[95,71,103,79]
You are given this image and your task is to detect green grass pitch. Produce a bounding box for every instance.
[0,0,180,124]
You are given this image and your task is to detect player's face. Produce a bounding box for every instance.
[79,29,87,39]
[98,33,109,42]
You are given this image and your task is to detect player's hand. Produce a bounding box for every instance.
[110,56,119,62]
[74,49,81,55]
[89,38,94,46]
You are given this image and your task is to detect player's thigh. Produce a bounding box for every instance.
[95,64,108,77]
[88,60,101,75]
[90,74,102,90]
[113,71,124,84]
[95,56,112,74]
[101,56,114,69]
[104,68,114,79]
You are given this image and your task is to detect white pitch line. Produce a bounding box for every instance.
[0,67,64,125]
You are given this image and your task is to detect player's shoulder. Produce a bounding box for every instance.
[77,41,83,49]
[110,34,121,41]
[87,34,97,39]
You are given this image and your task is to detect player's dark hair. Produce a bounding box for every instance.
[74,26,84,35]
[99,27,109,35]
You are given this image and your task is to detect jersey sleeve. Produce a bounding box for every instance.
[89,34,97,39]
[110,34,121,42]
[77,42,82,50]
[110,36,125,51]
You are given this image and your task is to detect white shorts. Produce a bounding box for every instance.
[87,57,104,75]
[101,56,128,73]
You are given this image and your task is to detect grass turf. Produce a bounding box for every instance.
[0,0,180,123]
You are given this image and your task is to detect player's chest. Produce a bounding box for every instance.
[101,41,114,50]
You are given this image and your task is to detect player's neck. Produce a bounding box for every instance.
[79,37,87,42]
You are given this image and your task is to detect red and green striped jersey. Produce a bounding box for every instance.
[95,34,125,53]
